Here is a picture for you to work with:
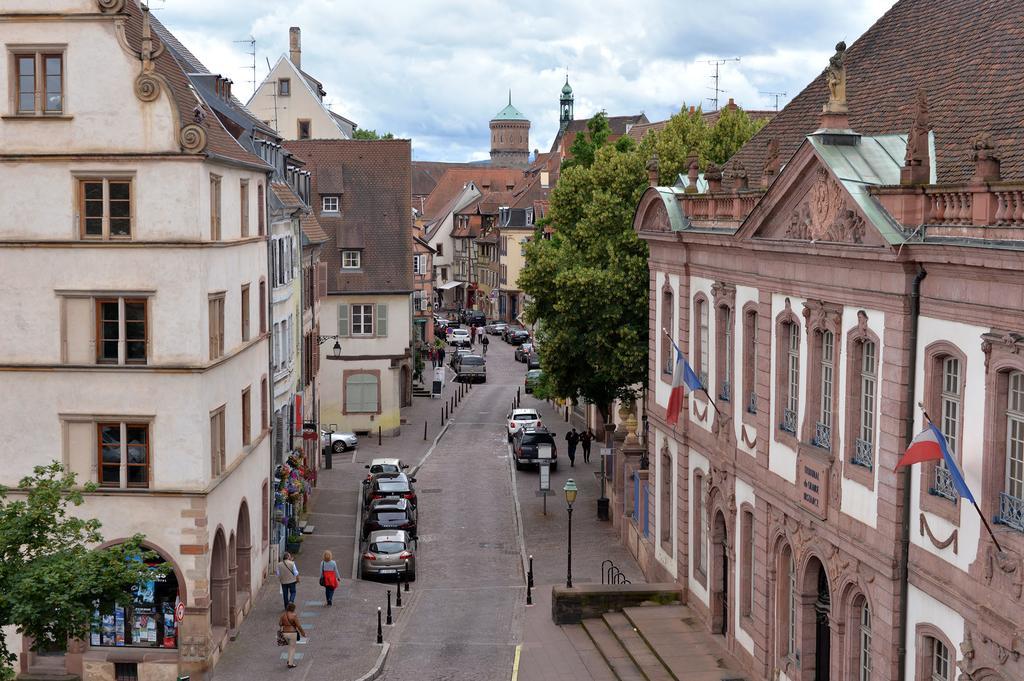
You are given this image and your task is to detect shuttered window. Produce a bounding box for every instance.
[376,303,388,337]
[345,373,378,413]
[338,304,349,337]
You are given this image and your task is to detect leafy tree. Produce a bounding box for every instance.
[705,105,768,166]
[653,105,710,183]
[522,133,654,426]
[0,463,163,681]
[352,127,395,140]
[563,111,611,170]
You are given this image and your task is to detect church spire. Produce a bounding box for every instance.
[559,73,574,132]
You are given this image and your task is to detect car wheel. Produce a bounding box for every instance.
[332,441,346,453]
[407,569,416,582]
[515,460,523,471]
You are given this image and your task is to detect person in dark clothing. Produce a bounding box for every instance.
[580,429,594,463]
[481,334,489,355]
[437,347,446,367]
[565,428,580,467]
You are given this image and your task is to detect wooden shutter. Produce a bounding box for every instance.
[64,297,94,364]
[338,304,349,337]
[318,262,328,298]
[376,303,388,337]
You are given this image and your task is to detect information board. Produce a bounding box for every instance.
[539,462,551,491]
[431,367,444,399]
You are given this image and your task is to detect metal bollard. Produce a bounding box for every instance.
[440,407,444,425]
[376,607,383,644]
[325,449,333,470]
[526,578,533,606]
[528,555,534,589]
[517,387,521,401]
[378,426,382,446]
[424,421,428,441]
[386,590,393,625]
[404,578,410,592]
[396,581,403,607]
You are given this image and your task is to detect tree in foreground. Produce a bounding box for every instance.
[0,463,163,681]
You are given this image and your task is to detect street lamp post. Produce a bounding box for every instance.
[564,478,578,588]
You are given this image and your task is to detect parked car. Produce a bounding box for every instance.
[321,429,358,453]
[524,369,543,393]
[465,311,486,327]
[526,353,541,370]
[365,472,418,509]
[362,498,417,540]
[508,329,531,345]
[501,326,517,342]
[512,426,558,470]
[449,348,472,369]
[454,353,486,383]
[506,408,542,441]
[363,458,409,485]
[486,322,508,336]
[514,343,534,362]
[362,530,416,580]
[448,328,471,347]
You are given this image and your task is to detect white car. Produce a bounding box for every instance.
[448,328,471,347]
[506,408,541,441]
[322,429,358,453]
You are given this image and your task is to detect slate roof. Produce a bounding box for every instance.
[284,140,414,294]
[420,168,522,221]
[725,0,1024,186]
[412,161,472,197]
[270,182,329,245]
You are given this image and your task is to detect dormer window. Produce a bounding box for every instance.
[342,250,361,269]
[278,78,290,96]
[322,196,340,213]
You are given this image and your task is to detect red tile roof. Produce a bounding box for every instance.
[420,167,523,221]
[726,0,1024,186]
[284,140,414,294]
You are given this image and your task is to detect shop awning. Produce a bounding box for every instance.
[438,280,465,290]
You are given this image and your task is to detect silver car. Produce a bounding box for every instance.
[322,429,358,453]
[362,530,416,581]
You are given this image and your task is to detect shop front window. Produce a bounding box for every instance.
[91,559,179,649]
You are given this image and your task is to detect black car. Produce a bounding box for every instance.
[512,426,558,470]
[365,472,418,509]
[508,329,531,345]
[362,498,417,540]
[465,311,486,327]
[526,353,541,369]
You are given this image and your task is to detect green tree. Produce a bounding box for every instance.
[521,135,654,425]
[653,105,710,183]
[0,463,163,681]
[563,111,611,170]
[705,105,768,166]
[352,128,395,140]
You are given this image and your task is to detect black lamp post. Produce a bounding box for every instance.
[564,478,578,588]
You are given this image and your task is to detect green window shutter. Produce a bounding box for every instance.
[376,303,388,337]
[338,304,349,337]
[345,374,378,413]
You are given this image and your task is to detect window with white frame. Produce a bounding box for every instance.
[698,298,709,387]
[342,250,361,269]
[816,330,834,447]
[351,304,373,335]
[322,195,339,213]
[933,357,961,499]
[1004,371,1024,518]
[859,602,872,681]
[929,637,951,681]
[855,341,878,466]
[783,323,800,432]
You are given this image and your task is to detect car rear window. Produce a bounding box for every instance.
[378,481,409,492]
[513,413,538,421]
[370,542,405,554]
[523,433,554,445]
[460,356,484,365]
[374,512,409,523]
[370,464,399,475]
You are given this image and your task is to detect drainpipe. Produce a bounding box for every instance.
[897,264,926,681]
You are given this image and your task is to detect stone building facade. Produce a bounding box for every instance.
[489,95,530,168]
[628,2,1024,680]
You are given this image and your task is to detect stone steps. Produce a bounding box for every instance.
[581,618,647,681]
[603,612,675,681]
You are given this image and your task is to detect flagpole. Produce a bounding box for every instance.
[919,405,1003,554]
[662,327,722,419]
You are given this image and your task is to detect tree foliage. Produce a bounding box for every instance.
[352,127,395,140]
[0,463,163,680]
[652,104,768,184]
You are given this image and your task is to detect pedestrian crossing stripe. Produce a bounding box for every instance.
[280,652,305,659]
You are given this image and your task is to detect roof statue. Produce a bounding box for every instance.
[761,138,780,187]
[900,88,931,185]
[685,152,700,194]
[969,132,1001,184]
[824,41,848,113]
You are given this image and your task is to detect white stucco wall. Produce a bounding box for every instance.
[653,429,678,577]
[904,583,965,681]
[734,476,756,655]
[247,57,348,141]
[910,316,988,571]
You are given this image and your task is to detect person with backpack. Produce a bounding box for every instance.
[320,550,339,606]
[481,333,489,355]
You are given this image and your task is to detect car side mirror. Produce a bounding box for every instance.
[401,464,410,469]
[364,464,370,469]
[409,477,417,483]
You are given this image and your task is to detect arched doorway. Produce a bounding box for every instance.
[401,364,412,407]
[801,557,831,681]
[236,501,252,606]
[710,510,729,635]
[210,528,229,633]
[227,532,238,628]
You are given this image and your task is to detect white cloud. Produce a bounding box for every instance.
[153,0,898,161]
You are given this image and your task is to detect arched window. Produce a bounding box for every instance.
[661,285,674,379]
[740,509,754,617]
[928,636,951,681]
[814,329,835,448]
[660,449,672,547]
[718,305,733,400]
[783,322,800,433]
[743,308,758,415]
[852,339,878,469]
[858,601,872,681]
[693,470,707,580]
[933,356,962,500]
[1001,370,1024,530]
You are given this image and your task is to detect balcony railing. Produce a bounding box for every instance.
[852,438,873,469]
[720,380,731,402]
[997,492,1024,533]
[930,465,958,501]
[664,357,673,376]
[747,391,757,415]
[781,408,797,433]
[699,371,708,390]
[813,422,832,450]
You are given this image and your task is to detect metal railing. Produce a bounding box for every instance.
[601,559,632,585]
[813,422,832,450]
[998,492,1024,533]
[852,438,874,469]
[930,465,958,501]
[747,391,757,415]
[720,380,731,402]
[781,408,797,433]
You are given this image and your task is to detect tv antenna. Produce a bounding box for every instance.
[760,91,787,112]
[702,57,740,111]
[234,36,256,96]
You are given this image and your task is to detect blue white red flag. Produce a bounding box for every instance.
[896,422,975,503]
[666,338,703,427]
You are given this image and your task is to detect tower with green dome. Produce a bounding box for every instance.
[489,91,530,168]
[560,75,574,132]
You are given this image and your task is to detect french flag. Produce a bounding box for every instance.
[666,339,703,427]
[896,422,975,503]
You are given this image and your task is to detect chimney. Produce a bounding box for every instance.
[289,27,301,69]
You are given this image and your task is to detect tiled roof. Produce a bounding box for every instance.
[725,0,1024,186]
[412,161,472,197]
[284,140,414,294]
[420,168,523,221]
[125,5,268,171]
[270,182,329,245]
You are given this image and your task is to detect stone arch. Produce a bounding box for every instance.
[710,510,730,635]
[210,526,229,631]
[236,500,252,602]
[95,537,188,604]
[227,531,238,628]
[799,555,832,681]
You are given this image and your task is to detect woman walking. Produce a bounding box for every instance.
[320,550,340,606]
[279,602,306,669]
[275,552,299,610]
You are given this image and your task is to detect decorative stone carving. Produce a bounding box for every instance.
[135,73,161,102]
[730,160,749,190]
[705,162,723,192]
[97,0,126,12]
[711,281,736,309]
[825,543,849,585]
[982,545,1023,600]
[685,153,700,193]
[132,4,166,104]
[823,41,848,113]
[762,138,780,186]
[901,89,931,185]
[970,132,1002,184]
[646,153,660,187]
[802,299,843,334]
[982,331,1024,372]
[920,513,959,553]
[647,200,671,233]
[179,123,208,153]
[785,167,866,243]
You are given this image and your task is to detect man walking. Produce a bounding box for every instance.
[275,552,299,610]
[481,333,489,355]
[580,429,594,463]
[470,324,477,347]
[438,346,446,367]
[565,428,580,467]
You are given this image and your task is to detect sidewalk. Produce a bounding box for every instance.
[211,370,471,681]
[511,393,647,681]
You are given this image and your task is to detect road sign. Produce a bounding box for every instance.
[174,600,185,623]
[539,462,551,491]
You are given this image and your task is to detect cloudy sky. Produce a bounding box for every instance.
[153,0,897,162]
